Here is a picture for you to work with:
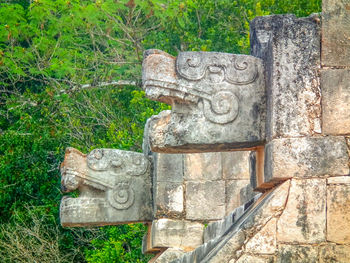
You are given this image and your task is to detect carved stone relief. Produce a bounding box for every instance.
[142,50,266,153]
[60,147,152,226]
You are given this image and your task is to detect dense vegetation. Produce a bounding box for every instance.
[0,0,320,262]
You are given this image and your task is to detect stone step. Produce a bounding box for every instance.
[169,181,290,263]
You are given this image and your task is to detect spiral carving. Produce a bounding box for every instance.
[176,52,258,85]
[203,91,239,124]
[107,182,134,210]
[225,56,257,84]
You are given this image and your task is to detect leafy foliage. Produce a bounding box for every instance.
[85,224,152,263]
[0,0,320,262]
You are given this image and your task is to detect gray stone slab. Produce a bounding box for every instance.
[277,178,326,243]
[277,245,318,263]
[319,244,350,263]
[251,14,321,139]
[222,151,250,180]
[264,137,349,181]
[155,182,184,217]
[322,0,350,67]
[172,181,289,263]
[185,181,226,220]
[153,248,185,263]
[226,180,255,214]
[154,152,184,183]
[321,69,350,135]
[327,183,350,244]
[184,152,222,181]
[151,219,204,250]
[142,50,266,153]
[60,147,152,226]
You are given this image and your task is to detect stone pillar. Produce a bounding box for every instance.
[244,11,350,262]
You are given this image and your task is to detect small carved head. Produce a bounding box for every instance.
[60,148,87,193]
[61,167,83,192]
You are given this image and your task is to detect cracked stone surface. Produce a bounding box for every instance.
[251,14,321,139]
[322,0,350,66]
[321,69,350,135]
[277,178,326,243]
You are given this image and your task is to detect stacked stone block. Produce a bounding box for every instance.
[144,150,257,254]
[157,9,350,262]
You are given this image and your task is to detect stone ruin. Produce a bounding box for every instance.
[60,1,350,262]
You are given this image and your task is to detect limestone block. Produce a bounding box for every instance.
[60,147,152,226]
[233,254,275,263]
[328,176,350,184]
[171,182,288,263]
[152,248,185,263]
[327,183,350,243]
[185,181,225,220]
[226,180,255,214]
[204,206,244,243]
[244,218,276,254]
[242,180,290,236]
[321,69,350,135]
[277,178,326,243]
[151,152,183,218]
[319,244,350,263]
[264,137,349,181]
[251,14,321,139]
[142,49,266,153]
[184,152,222,181]
[276,245,318,263]
[322,0,350,67]
[222,151,250,180]
[150,219,204,251]
[155,182,183,217]
[154,153,183,182]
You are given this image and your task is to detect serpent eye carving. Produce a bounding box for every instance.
[107,182,135,210]
[203,91,239,124]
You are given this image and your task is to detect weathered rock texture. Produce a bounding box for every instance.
[327,177,350,244]
[166,177,350,262]
[144,149,258,253]
[149,219,204,251]
[60,147,152,226]
[251,14,321,140]
[321,69,350,135]
[146,129,257,221]
[322,0,350,67]
[142,50,266,153]
[264,136,349,181]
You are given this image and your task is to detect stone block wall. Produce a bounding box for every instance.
[144,150,258,254]
[150,7,350,262]
[164,177,350,262]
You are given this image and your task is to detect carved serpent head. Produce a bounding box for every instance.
[142,49,260,125]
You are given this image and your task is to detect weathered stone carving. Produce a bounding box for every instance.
[60,147,152,226]
[142,49,265,153]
